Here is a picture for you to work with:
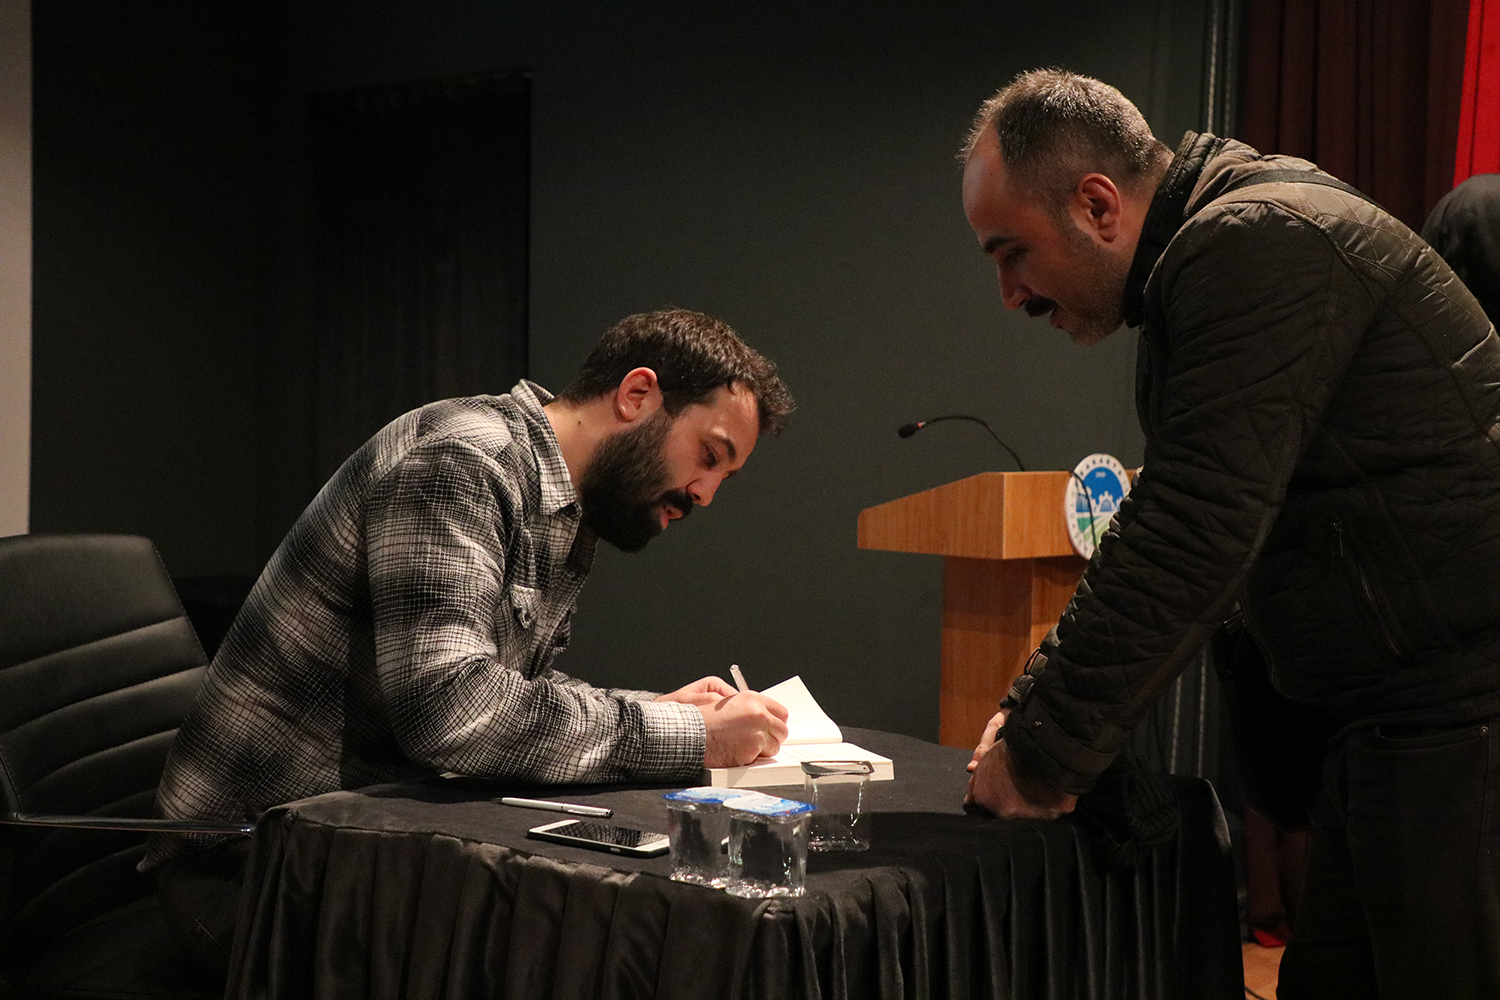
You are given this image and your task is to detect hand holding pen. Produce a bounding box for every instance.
[698,662,790,767]
[648,665,788,766]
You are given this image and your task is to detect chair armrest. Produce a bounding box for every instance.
[1,812,254,836]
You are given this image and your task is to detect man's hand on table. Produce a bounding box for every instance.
[695,689,790,768]
[964,708,1079,820]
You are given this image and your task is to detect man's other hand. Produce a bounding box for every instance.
[656,675,739,707]
[698,692,790,768]
[964,723,1078,820]
[967,708,1007,773]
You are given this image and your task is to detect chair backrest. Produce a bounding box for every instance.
[0,534,207,957]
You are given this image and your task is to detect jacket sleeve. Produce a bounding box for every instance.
[365,435,706,784]
[1003,198,1381,794]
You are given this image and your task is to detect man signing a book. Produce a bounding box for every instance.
[143,308,793,980]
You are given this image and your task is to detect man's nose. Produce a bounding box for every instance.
[689,474,724,507]
[998,267,1028,310]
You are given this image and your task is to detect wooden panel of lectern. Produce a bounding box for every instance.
[858,472,1087,748]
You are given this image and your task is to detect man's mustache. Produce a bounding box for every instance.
[1024,296,1058,318]
[662,489,693,520]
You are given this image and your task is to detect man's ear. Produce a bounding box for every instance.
[612,367,664,424]
[1073,173,1124,243]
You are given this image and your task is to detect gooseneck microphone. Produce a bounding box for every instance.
[897,414,1027,471]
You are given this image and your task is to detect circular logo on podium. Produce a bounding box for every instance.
[1064,453,1131,559]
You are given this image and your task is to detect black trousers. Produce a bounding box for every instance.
[1279,718,1500,999]
[155,838,251,983]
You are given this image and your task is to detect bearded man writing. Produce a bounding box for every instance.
[144,308,794,978]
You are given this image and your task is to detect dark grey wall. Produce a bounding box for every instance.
[31,6,272,574]
[31,1,1211,740]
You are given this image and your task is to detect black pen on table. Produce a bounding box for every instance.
[499,796,612,818]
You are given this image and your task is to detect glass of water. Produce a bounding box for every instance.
[724,793,814,898]
[663,787,747,887]
[801,760,874,852]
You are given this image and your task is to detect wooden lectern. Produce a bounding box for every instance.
[858,472,1087,748]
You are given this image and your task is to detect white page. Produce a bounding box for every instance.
[760,674,842,745]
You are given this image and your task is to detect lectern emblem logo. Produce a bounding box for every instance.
[1064,453,1131,559]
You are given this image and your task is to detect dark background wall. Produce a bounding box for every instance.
[30,1,1213,741]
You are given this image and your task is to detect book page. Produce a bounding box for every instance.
[761,675,842,745]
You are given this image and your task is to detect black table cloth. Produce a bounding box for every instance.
[226,729,1242,999]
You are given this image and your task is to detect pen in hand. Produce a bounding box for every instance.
[730,663,749,694]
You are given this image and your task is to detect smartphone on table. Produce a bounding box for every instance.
[527,818,671,858]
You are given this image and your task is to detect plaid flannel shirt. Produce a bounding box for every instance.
[146,381,706,867]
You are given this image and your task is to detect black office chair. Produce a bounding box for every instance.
[0,534,251,999]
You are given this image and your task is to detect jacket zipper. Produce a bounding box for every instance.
[1235,600,1281,681]
[1331,516,1404,661]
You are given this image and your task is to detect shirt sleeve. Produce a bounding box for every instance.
[1003,198,1380,794]
[545,664,663,703]
[364,434,706,784]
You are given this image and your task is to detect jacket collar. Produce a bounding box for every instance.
[1122,131,1228,328]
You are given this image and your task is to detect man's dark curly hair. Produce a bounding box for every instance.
[558,309,794,435]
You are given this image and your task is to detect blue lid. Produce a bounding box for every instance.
[663,787,752,805]
[725,793,815,819]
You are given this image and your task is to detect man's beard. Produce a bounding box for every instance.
[1033,215,1132,346]
[578,409,693,553]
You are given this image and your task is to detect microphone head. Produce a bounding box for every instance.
[897,422,922,438]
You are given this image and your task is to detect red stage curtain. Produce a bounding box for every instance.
[1455,0,1500,183]
[1240,0,1471,229]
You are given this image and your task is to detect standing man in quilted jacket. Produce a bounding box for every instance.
[960,69,1500,998]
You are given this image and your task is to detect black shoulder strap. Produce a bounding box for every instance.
[1218,168,1383,211]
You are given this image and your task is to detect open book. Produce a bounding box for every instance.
[700,675,895,788]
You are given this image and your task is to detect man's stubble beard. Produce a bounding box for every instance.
[577,408,692,553]
[1053,207,1132,347]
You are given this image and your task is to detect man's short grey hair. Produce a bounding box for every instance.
[963,68,1171,212]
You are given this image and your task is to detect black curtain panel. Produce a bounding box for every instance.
[310,73,530,481]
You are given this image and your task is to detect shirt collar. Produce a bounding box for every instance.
[1122,131,1228,328]
[508,379,579,518]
